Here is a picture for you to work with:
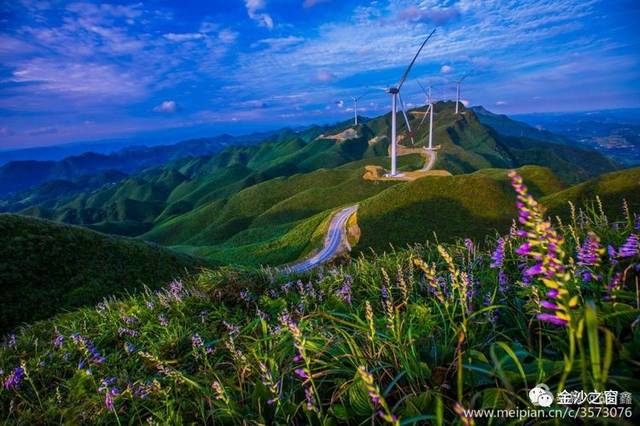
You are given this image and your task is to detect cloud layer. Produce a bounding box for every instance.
[0,0,638,148]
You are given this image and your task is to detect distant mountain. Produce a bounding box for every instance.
[0,214,214,332]
[471,105,572,145]
[6,102,623,267]
[0,135,254,197]
[512,108,640,166]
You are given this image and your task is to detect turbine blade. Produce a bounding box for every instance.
[416,80,429,96]
[398,93,414,145]
[397,28,436,91]
[417,104,430,131]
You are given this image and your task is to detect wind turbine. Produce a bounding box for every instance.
[350,93,366,126]
[384,28,436,176]
[455,72,470,114]
[417,80,434,150]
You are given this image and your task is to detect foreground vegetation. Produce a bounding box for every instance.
[1,173,639,424]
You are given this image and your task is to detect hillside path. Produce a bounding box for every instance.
[286,205,358,273]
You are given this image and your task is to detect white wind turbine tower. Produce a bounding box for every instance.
[383,28,436,176]
[455,72,470,114]
[417,80,434,150]
[350,94,366,125]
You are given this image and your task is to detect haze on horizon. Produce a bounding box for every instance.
[1,0,639,149]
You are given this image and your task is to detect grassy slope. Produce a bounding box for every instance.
[356,166,639,254]
[0,214,213,332]
[356,166,565,252]
[542,167,640,217]
[148,155,423,266]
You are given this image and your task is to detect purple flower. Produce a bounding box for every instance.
[618,234,639,258]
[336,275,353,305]
[6,334,17,349]
[540,300,560,310]
[380,285,389,300]
[191,334,204,349]
[537,313,568,326]
[121,315,138,325]
[369,390,381,405]
[524,263,543,276]
[124,342,137,354]
[145,301,155,310]
[223,321,240,335]
[168,280,184,301]
[304,386,316,411]
[464,238,474,252]
[546,288,559,299]
[490,238,506,269]
[118,327,138,337]
[294,368,308,379]
[577,233,601,266]
[53,332,65,349]
[498,270,508,293]
[104,387,120,412]
[158,314,169,327]
[3,367,24,390]
[515,242,531,256]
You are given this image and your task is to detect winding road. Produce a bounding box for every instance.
[287,205,358,273]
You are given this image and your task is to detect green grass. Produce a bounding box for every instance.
[1,183,638,424]
[0,214,213,332]
[356,166,639,254]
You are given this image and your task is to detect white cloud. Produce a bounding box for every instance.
[496,100,507,105]
[153,100,178,113]
[218,29,238,44]
[163,32,204,42]
[441,65,453,74]
[315,70,336,82]
[245,0,274,29]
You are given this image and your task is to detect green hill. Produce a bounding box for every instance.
[0,214,213,332]
[356,166,638,253]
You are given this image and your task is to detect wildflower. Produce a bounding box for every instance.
[577,233,603,266]
[53,331,64,349]
[498,270,508,293]
[256,307,269,321]
[145,301,155,310]
[168,280,184,301]
[635,213,640,231]
[6,334,16,349]
[239,289,253,302]
[294,368,308,379]
[118,327,138,337]
[158,314,169,327]
[124,342,137,354]
[72,334,106,364]
[223,320,240,335]
[357,366,399,425]
[121,315,138,325]
[490,238,506,269]
[304,385,317,411]
[104,387,120,412]
[96,302,108,314]
[336,274,353,305]
[199,310,209,323]
[211,381,228,403]
[3,367,24,390]
[509,171,572,327]
[380,284,389,300]
[618,234,639,258]
[132,380,160,400]
[258,361,280,405]
[191,334,204,349]
[464,238,474,253]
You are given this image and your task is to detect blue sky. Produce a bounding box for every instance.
[1,0,639,148]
